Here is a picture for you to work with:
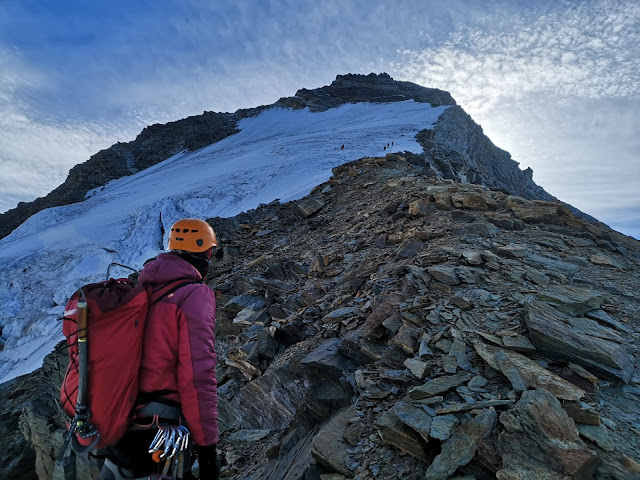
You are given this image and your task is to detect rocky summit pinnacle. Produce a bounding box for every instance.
[3,152,640,479]
[2,73,571,241]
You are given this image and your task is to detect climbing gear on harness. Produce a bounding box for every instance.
[148,425,190,479]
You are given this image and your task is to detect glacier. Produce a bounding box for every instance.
[0,100,448,383]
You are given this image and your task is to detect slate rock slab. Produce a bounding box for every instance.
[497,390,598,480]
[294,197,326,217]
[375,408,428,462]
[525,300,633,383]
[311,407,355,477]
[425,408,497,480]
[408,374,474,400]
[393,401,433,442]
[537,285,604,316]
[474,342,585,401]
[426,265,461,285]
[429,415,460,441]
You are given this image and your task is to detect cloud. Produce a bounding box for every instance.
[392,0,640,237]
[0,48,140,212]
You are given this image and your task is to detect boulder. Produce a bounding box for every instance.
[311,407,355,477]
[425,408,497,480]
[375,408,428,461]
[473,342,585,401]
[427,265,461,285]
[497,390,598,480]
[393,401,433,442]
[293,197,325,217]
[224,293,267,314]
[536,285,604,316]
[525,300,633,383]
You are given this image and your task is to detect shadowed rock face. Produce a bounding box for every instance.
[5,152,639,480]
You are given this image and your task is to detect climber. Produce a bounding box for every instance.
[101,218,220,480]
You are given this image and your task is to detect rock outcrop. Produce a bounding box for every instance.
[4,151,639,479]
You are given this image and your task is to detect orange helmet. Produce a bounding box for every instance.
[167,218,218,253]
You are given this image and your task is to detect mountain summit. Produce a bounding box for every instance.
[1,73,552,240]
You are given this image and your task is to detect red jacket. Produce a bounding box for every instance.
[137,253,218,446]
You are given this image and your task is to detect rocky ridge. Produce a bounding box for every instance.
[4,151,639,479]
[2,73,560,241]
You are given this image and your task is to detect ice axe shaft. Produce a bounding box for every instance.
[76,295,88,409]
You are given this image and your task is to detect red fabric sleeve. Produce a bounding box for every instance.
[176,284,218,446]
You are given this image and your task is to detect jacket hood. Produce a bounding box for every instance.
[138,253,202,287]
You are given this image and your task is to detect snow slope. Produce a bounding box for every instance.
[0,100,448,383]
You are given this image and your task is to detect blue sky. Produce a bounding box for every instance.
[0,0,638,238]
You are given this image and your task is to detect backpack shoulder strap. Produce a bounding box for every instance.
[149,280,196,305]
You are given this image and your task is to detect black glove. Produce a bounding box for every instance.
[195,444,218,480]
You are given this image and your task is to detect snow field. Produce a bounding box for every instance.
[0,100,448,383]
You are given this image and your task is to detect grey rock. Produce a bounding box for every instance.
[425,408,497,480]
[497,245,528,259]
[404,357,430,379]
[293,197,326,217]
[436,400,514,415]
[393,401,433,442]
[494,351,527,392]
[312,407,356,477]
[453,222,499,238]
[322,306,360,324]
[590,254,624,270]
[525,300,633,383]
[427,265,461,285]
[468,375,488,390]
[585,309,632,333]
[562,401,601,426]
[461,250,484,265]
[408,374,474,400]
[537,285,604,316]
[497,390,598,480]
[523,253,581,276]
[224,293,267,314]
[234,304,271,326]
[228,429,271,442]
[301,338,355,377]
[501,334,536,354]
[577,424,614,451]
[595,449,640,480]
[375,409,428,462]
[442,355,457,373]
[451,293,474,310]
[396,240,424,259]
[449,338,472,371]
[429,415,460,441]
[474,342,585,401]
[524,268,550,286]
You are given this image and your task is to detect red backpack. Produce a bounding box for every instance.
[58,272,191,456]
